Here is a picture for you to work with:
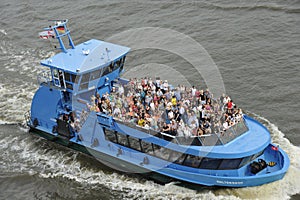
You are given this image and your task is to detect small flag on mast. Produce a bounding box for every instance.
[39,30,55,39]
[56,26,65,34]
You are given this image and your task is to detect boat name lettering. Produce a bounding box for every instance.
[216,180,243,185]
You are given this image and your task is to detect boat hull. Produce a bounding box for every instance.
[28,127,289,188]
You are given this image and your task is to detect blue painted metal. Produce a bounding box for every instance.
[27,20,290,188]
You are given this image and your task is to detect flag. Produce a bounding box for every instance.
[56,26,65,34]
[39,30,55,39]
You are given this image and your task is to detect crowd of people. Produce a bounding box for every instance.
[89,77,244,138]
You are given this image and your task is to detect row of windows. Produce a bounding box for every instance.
[79,56,126,91]
[50,56,126,91]
[102,56,126,76]
[103,128,263,170]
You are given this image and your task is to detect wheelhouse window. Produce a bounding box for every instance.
[79,72,91,90]
[90,69,101,81]
[63,71,77,90]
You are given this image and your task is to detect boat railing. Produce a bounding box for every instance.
[99,114,248,146]
[217,118,249,144]
[113,118,178,142]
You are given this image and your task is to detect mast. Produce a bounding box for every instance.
[39,19,75,53]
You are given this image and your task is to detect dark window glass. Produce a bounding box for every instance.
[155,147,171,160]
[64,72,71,82]
[218,158,242,170]
[128,136,141,151]
[81,73,90,83]
[174,153,187,165]
[251,150,264,161]
[109,63,114,72]
[183,155,202,168]
[141,140,153,154]
[53,69,59,78]
[79,83,88,90]
[199,158,222,170]
[113,61,119,71]
[102,66,110,76]
[152,144,161,156]
[239,156,252,168]
[66,82,73,90]
[90,69,101,80]
[116,133,129,147]
[71,74,78,83]
[168,151,183,163]
[122,56,126,65]
[104,128,117,143]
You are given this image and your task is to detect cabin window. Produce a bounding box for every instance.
[114,59,121,71]
[141,140,154,154]
[79,83,88,90]
[116,132,129,147]
[251,150,264,161]
[154,147,170,160]
[128,136,142,151]
[173,153,187,165]
[66,82,73,90]
[218,158,242,170]
[53,69,59,78]
[79,73,91,90]
[168,151,182,163]
[109,62,114,72]
[71,74,78,83]
[90,69,101,80]
[183,155,202,168]
[81,73,90,83]
[238,156,252,168]
[102,65,110,76]
[104,128,117,143]
[64,72,71,82]
[199,158,222,170]
[121,56,126,65]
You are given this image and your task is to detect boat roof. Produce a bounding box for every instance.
[40,39,130,74]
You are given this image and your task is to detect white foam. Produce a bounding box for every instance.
[0,29,7,35]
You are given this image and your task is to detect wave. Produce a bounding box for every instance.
[202,1,300,13]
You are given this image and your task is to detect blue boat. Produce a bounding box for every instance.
[25,20,289,187]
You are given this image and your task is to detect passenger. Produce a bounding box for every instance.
[161,122,171,135]
[137,116,145,127]
[197,126,204,136]
[170,120,178,136]
[118,84,124,96]
[113,106,121,118]
[171,95,177,107]
[191,86,196,97]
[203,120,212,134]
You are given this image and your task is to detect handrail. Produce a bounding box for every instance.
[97,113,248,146]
